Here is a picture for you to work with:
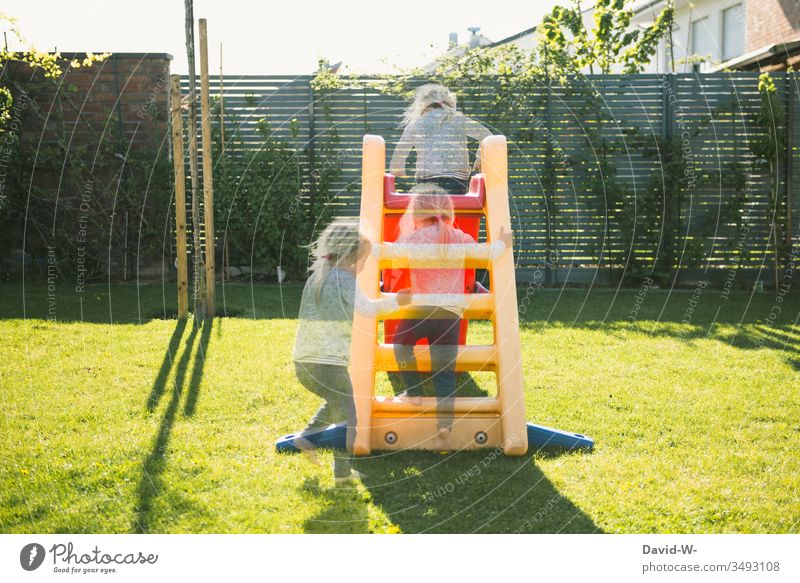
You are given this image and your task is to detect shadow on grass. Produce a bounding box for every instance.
[184,322,212,417]
[388,371,491,398]
[301,477,371,534]
[523,311,800,371]
[146,319,188,411]
[0,282,304,324]
[133,319,212,533]
[355,450,600,533]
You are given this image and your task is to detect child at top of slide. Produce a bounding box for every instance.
[389,84,492,195]
[392,189,476,448]
[292,218,408,484]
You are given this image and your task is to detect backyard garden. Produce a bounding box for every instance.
[1,280,798,533]
[1,0,799,536]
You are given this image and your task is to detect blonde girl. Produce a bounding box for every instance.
[392,191,476,446]
[293,218,402,483]
[390,83,492,194]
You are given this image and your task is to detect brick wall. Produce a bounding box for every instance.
[23,52,172,153]
[4,52,172,183]
[0,53,174,280]
[747,0,800,51]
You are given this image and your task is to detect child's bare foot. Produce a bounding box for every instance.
[397,391,422,406]
[334,469,366,486]
[434,427,452,451]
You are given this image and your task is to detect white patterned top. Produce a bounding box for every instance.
[390,109,491,180]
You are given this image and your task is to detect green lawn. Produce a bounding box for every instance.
[1,280,798,533]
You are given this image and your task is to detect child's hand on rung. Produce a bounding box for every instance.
[498,227,513,249]
[396,288,412,306]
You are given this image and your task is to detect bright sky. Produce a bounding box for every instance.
[3,0,558,74]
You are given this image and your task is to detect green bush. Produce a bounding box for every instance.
[213,121,308,279]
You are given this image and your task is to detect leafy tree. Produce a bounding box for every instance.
[535,0,675,283]
[538,0,674,79]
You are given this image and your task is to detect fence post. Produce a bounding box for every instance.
[307,79,317,221]
[545,77,554,286]
[786,72,795,248]
[219,43,225,155]
[661,73,676,282]
[199,18,215,318]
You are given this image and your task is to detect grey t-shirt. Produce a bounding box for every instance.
[390,108,491,180]
[293,267,397,366]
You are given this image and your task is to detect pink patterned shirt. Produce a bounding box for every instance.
[397,224,475,295]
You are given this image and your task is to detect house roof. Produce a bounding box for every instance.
[629,0,668,14]
[710,37,800,71]
[488,25,537,48]
[423,33,494,72]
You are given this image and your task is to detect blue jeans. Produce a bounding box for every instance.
[393,316,461,430]
[294,362,355,478]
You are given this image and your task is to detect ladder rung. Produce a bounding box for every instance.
[373,242,504,269]
[378,256,493,269]
[377,293,494,319]
[375,344,498,372]
[373,396,501,416]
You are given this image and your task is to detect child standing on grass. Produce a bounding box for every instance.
[390,83,492,195]
[292,218,405,484]
[392,192,477,449]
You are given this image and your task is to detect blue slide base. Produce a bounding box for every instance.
[275,422,593,453]
[275,424,347,453]
[527,422,594,452]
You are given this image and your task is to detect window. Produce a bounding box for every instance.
[690,17,714,72]
[722,4,745,61]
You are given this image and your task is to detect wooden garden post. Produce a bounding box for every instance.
[170,74,189,319]
[184,0,206,319]
[199,17,216,318]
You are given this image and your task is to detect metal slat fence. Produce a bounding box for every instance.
[180,73,799,283]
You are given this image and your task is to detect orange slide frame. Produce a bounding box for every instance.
[349,134,528,456]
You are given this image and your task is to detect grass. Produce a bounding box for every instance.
[1,279,798,533]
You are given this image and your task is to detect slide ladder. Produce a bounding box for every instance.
[275,135,594,455]
[351,134,527,455]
